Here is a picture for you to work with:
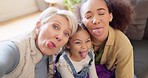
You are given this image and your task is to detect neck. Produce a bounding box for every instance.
[92,38,102,46]
[93,39,107,52]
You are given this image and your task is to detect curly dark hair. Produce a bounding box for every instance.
[73,0,134,33]
[107,0,134,32]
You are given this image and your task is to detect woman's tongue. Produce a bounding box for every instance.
[92,28,103,36]
[79,52,87,59]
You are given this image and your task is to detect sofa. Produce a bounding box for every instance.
[126,0,148,78]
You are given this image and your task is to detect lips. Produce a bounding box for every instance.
[92,27,103,36]
[46,41,56,49]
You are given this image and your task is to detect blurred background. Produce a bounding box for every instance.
[0,0,81,40]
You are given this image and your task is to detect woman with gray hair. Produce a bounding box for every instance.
[0,7,78,78]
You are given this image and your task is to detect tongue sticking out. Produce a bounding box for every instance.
[80,52,88,59]
[92,28,103,36]
[46,41,55,49]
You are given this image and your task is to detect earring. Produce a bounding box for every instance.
[36,29,39,35]
[33,29,38,39]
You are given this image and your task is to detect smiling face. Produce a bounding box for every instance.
[36,14,71,55]
[67,29,92,60]
[81,0,113,45]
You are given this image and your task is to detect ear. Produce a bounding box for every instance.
[36,21,41,29]
[109,13,113,22]
[65,42,70,49]
[35,21,42,35]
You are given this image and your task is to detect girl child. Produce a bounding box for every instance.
[54,24,98,78]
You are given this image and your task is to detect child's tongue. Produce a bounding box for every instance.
[80,52,87,59]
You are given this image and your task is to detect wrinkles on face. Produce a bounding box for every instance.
[36,15,71,55]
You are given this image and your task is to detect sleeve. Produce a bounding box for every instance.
[0,41,20,78]
[89,51,99,78]
[116,44,134,78]
[56,55,74,78]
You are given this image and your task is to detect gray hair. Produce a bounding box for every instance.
[38,7,78,37]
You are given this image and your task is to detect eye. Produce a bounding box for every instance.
[86,39,91,43]
[75,41,81,44]
[98,13,105,15]
[84,13,92,19]
[52,24,59,30]
[98,10,105,15]
[86,16,92,19]
[64,33,70,37]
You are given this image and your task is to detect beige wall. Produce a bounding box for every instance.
[0,0,38,22]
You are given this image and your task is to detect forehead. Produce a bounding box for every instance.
[70,29,90,40]
[48,15,70,26]
[48,14,71,29]
[81,0,108,14]
[49,14,68,22]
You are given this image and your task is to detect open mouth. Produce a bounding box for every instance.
[79,51,88,59]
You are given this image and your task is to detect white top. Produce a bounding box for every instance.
[56,51,98,78]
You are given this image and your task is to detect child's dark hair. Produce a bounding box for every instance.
[74,0,134,33]
[76,23,89,33]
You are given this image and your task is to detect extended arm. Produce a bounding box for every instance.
[0,41,20,78]
[89,53,98,78]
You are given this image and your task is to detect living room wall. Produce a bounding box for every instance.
[0,0,38,22]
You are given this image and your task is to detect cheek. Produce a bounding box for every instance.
[82,19,91,28]
[87,43,92,48]
[39,29,51,40]
[59,38,69,47]
[71,45,79,52]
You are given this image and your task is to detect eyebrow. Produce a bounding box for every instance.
[74,36,90,42]
[54,20,61,25]
[85,8,106,14]
[97,8,106,11]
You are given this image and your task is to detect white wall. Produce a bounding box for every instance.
[0,0,39,22]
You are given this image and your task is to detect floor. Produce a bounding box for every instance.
[0,12,41,41]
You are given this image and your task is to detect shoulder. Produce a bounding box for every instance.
[56,52,69,67]
[108,27,133,56]
[115,29,132,48]
[109,27,132,47]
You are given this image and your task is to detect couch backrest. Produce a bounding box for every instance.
[126,0,148,40]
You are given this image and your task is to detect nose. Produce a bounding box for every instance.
[55,34,62,41]
[81,44,87,50]
[92,16,100,24]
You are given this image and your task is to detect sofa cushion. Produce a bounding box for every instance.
[126,0,148,40]
[131,39,148,78]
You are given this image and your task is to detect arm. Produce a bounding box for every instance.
[0,41,20,77]
[116,45,134,78]
[89,52,98,78]
[57,65,74,78]
[56,55,74,78]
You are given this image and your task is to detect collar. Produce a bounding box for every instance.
[105,26,115,46]
[29,30,43,64]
